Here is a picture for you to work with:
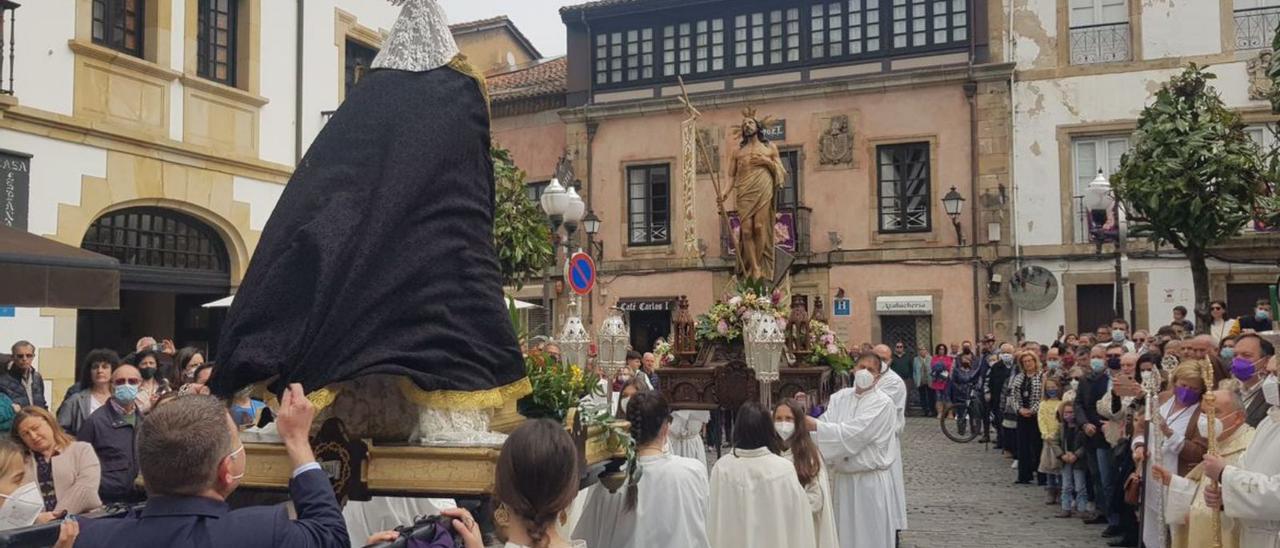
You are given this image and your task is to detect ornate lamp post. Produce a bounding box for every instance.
[539,178,586,334]
[941,186,966,246]
[743,310,785,406]
[1086,170,1129,322]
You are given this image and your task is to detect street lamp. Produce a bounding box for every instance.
[598,307,630,412]
[1084,170,1129,322]
[539,178,586,340]
[557,298,591,369]
[941,186,966,246]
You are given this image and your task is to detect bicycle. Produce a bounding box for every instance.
[940,382,986,443]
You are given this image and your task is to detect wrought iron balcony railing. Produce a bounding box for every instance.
[1069,22,1131,65]
[0,1,18,96]
[1235,6,1280,51]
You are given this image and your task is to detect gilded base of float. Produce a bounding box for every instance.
[240,417,626,497]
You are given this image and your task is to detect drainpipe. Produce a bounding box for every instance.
[293,0,305,164]
[966,7,981,342]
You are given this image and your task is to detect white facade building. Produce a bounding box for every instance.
[0,0,399,406]
[1007,0,1280,342]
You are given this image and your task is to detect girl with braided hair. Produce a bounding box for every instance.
[493,420,585,548]
[627,392,711,547]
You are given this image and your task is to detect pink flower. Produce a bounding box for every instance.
[776,318,788,331]
[771,290,783,305]
[717,320,729,335]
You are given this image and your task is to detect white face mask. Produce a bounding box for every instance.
[1197,415,1225,440]
[854,369,875,390]
[226,445,246,482]
[774,421,796,440]
[619,397,631,414]
[1263,375,1279,407]
[0,482,43,529]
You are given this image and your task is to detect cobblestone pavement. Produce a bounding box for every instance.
[898,416,1110,548]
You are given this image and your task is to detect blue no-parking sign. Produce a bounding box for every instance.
[566,251,596,296]
[0,307,14,318]
[832,298,851,317]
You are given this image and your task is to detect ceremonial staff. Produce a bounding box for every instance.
[1137,368,1160,540]
[1199,359,1222,548]
[676,76,743,276]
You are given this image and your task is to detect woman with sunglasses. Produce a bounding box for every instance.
[55,350,118,435]
[1208,300,1238,346]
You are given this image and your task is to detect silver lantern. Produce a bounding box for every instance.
[598,307,630,379]
[744,310,786,405]
[556,298,592,369]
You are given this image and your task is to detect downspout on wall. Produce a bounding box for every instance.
[293,0,304,165]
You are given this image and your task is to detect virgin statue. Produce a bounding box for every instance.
[208,0,529,445]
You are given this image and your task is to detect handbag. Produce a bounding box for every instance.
[1123,471,1142,506]
[362,514,463,548]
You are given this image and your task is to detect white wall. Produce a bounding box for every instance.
[233,176,285,231]
[11,1,77,115]
[0,129,105,236]
[257,1,299,166]
[1140,0,1222,60]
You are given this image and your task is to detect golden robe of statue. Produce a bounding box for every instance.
[724,109,787,282]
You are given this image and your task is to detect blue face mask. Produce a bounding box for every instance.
[1111,330,1126,343]
[1220,347,1236,360]
[113,383,139,404]
[1258,310,1272,322]
[1047,360,1062,370]
[1090,358,1106,373]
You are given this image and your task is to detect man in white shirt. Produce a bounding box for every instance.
[871,345,908,536]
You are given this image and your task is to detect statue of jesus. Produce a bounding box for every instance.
[723,108,787,283]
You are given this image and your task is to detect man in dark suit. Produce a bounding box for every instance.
[75,384,347,548]
[1075,344,1124,532]
[1234,334,1276,427]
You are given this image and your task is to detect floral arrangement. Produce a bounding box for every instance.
[806,320,853,373]
[695,282,788,343]
[520,356,600,421]
[653,338,675,367]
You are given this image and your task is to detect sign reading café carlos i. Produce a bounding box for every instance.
[617,300,673,313]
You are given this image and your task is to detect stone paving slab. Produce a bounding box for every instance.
[899,416,1111,548]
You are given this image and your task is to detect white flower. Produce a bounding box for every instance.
[728,296,743,307]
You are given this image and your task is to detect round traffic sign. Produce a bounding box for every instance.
[566,251,596,296]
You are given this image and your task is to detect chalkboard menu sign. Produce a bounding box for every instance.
[0,149,30,231]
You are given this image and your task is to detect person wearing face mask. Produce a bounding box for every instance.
[1151,388,1254,548]
[1199,352,1280,548]
[1132,361,1207,548]
[709,401,815,548]
[869,344,908,536]
[1110,319,1137,353]
[803,353,898,548]
[1229,298,1274,337]
[76,385,349,547]
[0,440,78,546]
[987,346,1015,455]
[774,400,838,548]
[131,350,170,415]
[75,362,145,505]
[1230,334,1275,428]
[1076,344,1121,530]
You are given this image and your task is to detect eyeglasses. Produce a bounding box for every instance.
[112,378,141,386]
[12,354,33,359]
[1211,306,1223,311]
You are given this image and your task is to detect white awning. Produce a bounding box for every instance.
[508,298,541,310]
[875,296,933,315]
[202,295,234,308]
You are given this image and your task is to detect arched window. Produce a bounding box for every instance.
[82,207,229,274]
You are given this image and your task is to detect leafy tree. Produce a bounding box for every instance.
[492,146,553,290]
[1112,65,1268,332]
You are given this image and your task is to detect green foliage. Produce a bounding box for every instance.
[492,146,554,290]
[1112,65,1267,253]
[521,355,598,421]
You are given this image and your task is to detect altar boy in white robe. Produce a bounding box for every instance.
[708,400,816,548]
[806,352,901,548]
[873,343,909,534]
[1202,352,1280,548]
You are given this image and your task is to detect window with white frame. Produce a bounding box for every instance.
[1071,136,1130,242]
[664,19,724,77]
[1236,0,1280,50]
[811,1,883,59]
[596,29,654,85]
[1069,0,1130,65]
[627,164,671,246]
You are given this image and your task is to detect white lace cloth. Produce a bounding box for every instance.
[373,0,459,72]
[412,407,507,447]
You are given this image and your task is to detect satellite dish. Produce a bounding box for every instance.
[1009,265,1059,311]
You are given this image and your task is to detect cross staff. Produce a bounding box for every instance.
[1199,359,1222,548]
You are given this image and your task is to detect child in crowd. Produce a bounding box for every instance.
[1037,378,1063,505]
[1055,399,1089,518]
